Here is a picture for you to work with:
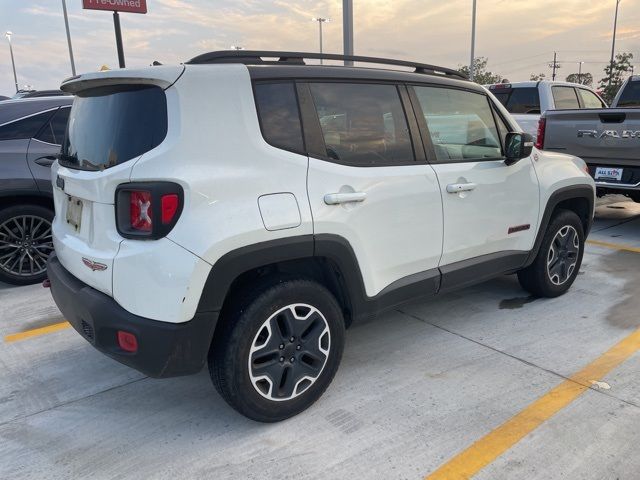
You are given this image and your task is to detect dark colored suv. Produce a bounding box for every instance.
[0,96,72,285]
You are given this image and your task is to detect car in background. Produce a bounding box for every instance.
[0,95,10,102]
[12,89,72,99]
[536,75,640,201]
[486,81,607,138]
[0,96,72,285]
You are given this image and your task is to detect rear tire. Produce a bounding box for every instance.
[0,204,54,285]
[518,209,584,298]
[209,278,345,422]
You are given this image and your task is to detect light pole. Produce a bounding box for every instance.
[578,61,584,83]
[343,0,354,65]
[312,17,330,64]
[469,0,477,81]
[61,0,76,76]
[5,32,18,93]
[608,0,621,89]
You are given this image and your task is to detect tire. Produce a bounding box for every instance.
[209,278,345,422]
[627,191,640,203]
[517,209,584,298]
[0,204,54,286]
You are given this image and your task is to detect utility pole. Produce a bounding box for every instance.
[312,17,330,64]
[550,52,559,81]
[343,0,353,66]
[469,0,477,81]
[608,0,621,88]
[5,32,18,93]
[62,0,76,76]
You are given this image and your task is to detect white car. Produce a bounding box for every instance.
[486,80,607,138]
[47,51,595,422]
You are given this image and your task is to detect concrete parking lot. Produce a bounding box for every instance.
[2,196,640,480]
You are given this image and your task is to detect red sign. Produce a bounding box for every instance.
[82,0,147,14]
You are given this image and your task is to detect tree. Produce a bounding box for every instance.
[566,73,593,86]
[530,73,546,81]
[458,57,502,84]
[599,52,633,103]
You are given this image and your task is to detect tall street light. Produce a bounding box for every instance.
[61,0,76,76]
[5,31,18,93]
[469,0,477,81]
[578,61,584,83]
[608,0,621,89]
[312,17,330,64]
[343,0,354,66]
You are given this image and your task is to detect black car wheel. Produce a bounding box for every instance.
[0,204,54,285]
[209,278,345,422]
[518,209,584,298]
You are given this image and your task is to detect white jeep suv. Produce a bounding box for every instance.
[47,51,595,422]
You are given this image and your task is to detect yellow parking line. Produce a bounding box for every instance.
[587,239,640,254]
[425,328,640,480]
[4,321,71,343]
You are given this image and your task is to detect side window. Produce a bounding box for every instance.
[502,88,541,114]
[0,110,55,141]
[308,82,414,166]
[551,86,580,109]
[413,86,502,162]
[35,107,70,145]
[577,89,606,108]
[254,82,304,154]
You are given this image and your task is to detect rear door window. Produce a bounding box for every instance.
[493,87,541,114]
[0,110,55,141]
[308,82,414,166]
[35,107,70,145]
[254,82,305,154]
[61,85,167,171]
[552,86,580,109]
[577,89,606,108]
[413,86,502,162]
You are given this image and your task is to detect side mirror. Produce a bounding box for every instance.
[505,132,534,165]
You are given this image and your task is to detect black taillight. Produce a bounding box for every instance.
[115,182,183,239]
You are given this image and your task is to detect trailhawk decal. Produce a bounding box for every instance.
[82,258,108,272]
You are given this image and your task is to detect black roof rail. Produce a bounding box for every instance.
[186,50,468,80]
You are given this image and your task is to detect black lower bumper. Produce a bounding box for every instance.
[47,254,218,378]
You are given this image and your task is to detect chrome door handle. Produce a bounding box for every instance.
[324,192,367,205]
[446,182,477,194]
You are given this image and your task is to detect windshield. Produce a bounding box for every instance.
[60,84,167,171]
[617,81,640,107]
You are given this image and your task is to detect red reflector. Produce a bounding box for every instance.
[535,118,546,150]
[161,194,179,224]
[117,330,138,353]
[130,191,152,232]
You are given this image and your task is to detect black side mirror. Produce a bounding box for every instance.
[505,132,534,165]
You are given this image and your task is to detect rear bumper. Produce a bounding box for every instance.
[47,254,218,378]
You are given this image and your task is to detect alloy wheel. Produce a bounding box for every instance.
[547,225,579,286]
[248,303,330,401]
[0,215,53,278]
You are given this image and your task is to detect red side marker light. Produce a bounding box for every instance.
[117,330,138,353]
[161,193,179,224]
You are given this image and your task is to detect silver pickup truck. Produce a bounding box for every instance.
[537,76,640,200]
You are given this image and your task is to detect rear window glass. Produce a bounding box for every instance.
[551,86,580,109]
[0,110,55,141]
[492,87,540,114]
[577,89,605,108]
[254,82,305,154]
[617,81,640,107]
[61,85,167,171]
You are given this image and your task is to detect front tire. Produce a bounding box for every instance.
[518,209,584,298]
[209,278,345,422]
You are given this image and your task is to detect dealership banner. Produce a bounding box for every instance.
[82,0,147,14]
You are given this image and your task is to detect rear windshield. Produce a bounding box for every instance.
[60,85,167,171]
[617,81,640,107]
[492,87,540,114]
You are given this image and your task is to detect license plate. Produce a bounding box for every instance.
[66,196,83,232]
[594,167,623,181]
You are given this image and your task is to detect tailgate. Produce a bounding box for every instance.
[543,108,640,166]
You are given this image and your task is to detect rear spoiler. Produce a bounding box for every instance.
[60,65,185,94]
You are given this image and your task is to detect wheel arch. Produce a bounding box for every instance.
[524,185,594,268]
[0,191,54,211]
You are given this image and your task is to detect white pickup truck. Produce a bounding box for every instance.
[486,81,607,138]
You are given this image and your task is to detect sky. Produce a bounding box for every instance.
[0,0,639,96]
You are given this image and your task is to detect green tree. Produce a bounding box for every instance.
[599,52,633,103]
[566,72,593,86]
[458,57,502,84]
[530,73,546,81]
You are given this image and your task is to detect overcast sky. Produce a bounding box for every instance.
[0,0,639,95]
